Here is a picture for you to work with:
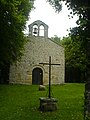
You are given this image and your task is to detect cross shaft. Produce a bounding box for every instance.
[39,56,60,98]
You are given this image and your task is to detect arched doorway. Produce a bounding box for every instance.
[32,68,43,85]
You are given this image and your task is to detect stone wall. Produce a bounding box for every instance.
[9,36,65,85]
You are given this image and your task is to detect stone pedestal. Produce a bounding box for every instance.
[39,97,57,112]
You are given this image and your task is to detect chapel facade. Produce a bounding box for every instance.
[9,20,65,85]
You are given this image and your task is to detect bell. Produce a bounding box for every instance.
[33,27,37,34]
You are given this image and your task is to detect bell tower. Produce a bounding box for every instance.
[28,20,48,37]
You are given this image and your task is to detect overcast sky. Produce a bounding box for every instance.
[25,0,78,38]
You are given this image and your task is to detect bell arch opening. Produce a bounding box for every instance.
[39,25,44,36]
[33,25,38,36]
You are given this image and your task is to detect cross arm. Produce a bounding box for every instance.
[39,63,60,66]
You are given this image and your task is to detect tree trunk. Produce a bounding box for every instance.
[0,64,10,84]
[84,22,90,119]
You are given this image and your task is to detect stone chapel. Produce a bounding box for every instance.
[9,20,65,85]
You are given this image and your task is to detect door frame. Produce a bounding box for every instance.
[32,67,43,85]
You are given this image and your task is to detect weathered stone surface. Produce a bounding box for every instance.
[39,85,46,91]
[9,36,65,85]
[39,97,57,112]
[28,20,48,37]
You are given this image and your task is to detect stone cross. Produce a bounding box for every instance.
[39,56,60,98]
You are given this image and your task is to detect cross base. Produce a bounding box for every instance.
[39,97,57,112]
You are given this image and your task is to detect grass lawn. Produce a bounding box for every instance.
[0,83,84,120]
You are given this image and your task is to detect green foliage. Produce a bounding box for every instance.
[63,37,86,71]
[0,84,84,120]
[52,36,87,72]
[52,35,86,82]
[48,0,90,68]
[51,35,61,45]
[47,0,62,12]
[0,0,33,65]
